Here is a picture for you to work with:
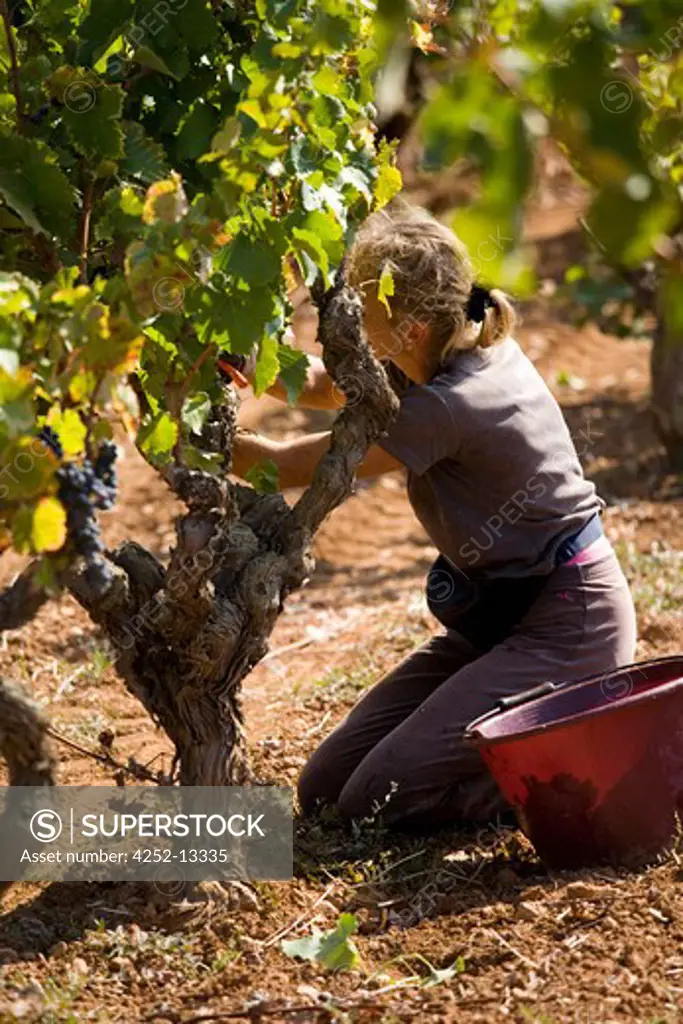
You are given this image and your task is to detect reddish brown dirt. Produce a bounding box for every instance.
[1,242,682,1020]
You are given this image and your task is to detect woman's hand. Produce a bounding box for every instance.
[231,429,331,489]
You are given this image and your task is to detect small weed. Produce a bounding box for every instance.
[54,712,109,746]
[255,880,282,912]
[84,924,205,976]
[210,947,240,972]
[89,643,113,679]
[40,974,86,1023]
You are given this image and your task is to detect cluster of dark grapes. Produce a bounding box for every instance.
[48,434,119,594]
[39,425,63,460]
[92,442,118,511]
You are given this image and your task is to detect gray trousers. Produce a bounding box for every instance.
[298,549,637,827]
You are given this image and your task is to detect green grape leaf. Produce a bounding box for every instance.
[77,0,134,66]
[244,459,280,494]
[338,165,373,203]
[281,914,359,972]
[174,0,218,53]
[50,70,124,161]
[131,45,177,78]
[254,332,280,397]
[238,98,268,129]
[181,391,211,434]
[138,412,178,460]
[181,444,223,472]
[82,313,144,374]
[277,343,309,406]
[33,556,61,594]
[297,210,344,265]
[291,227,329,278]
[175,103,221,162]
[289,135,322,177]
[121,121,170,184]
[0,137,76,239]
[198,288,279,355]
[225,232,283,287]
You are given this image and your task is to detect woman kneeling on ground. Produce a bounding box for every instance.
[232,201,637,831]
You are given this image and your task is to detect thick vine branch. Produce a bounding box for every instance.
[288,280,400,547]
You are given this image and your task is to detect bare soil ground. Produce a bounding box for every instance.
[1,207,682,1022]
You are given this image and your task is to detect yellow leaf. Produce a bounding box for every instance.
[69,369,98,403]
[32,496,67,553]
[46,407,87,456]
[378,263,395,316]
[107,316,145,373]
[272,41,303,58]
[238,99,267,128]
[82,315,144,373]
[51,285,91,304]
[142,172,188,225]
[374,142,402,209]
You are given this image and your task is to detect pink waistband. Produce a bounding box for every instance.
[563,533,613,566]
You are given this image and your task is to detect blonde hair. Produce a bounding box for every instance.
[346,200,516,359]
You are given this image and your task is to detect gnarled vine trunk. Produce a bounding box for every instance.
[61,282,399,786]
[0,572,58,895]
[0,570,57,790]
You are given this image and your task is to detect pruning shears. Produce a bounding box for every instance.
[217,351,250,389]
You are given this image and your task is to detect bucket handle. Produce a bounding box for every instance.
[495,680,558,712]
[464,681,562,744]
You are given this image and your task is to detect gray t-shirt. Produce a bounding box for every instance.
[378,337,602,578]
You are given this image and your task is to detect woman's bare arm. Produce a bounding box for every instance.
[232,430,402,489]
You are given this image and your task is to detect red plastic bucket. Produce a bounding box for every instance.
[465,657,683,868]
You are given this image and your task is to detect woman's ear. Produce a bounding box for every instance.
[406,319,431,351]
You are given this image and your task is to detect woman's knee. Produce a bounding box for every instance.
[336,774,371,822]
[297,734,356,815]
[297,752,332,815]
